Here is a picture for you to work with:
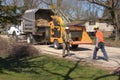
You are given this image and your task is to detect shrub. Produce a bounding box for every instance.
[0,36,14,58]
[9,44,39,59]
[0,36,40,59]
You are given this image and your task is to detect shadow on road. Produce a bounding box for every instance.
[71,47,92,51]
[48,44,92,51]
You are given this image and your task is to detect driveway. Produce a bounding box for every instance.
[34,44,120,70]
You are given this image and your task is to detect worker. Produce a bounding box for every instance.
[93,25,109,61]
[62,27,71,57]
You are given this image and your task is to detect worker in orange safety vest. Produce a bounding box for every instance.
[93,25,109,61]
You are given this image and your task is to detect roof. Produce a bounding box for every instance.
[23,8,54,21]
[24,8,54,14]
[67,21,84,27]
[24,8,38,13]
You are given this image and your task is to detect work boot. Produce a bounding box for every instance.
[62,54,66,58]
[104,58,109,62]
[67,50,70,56]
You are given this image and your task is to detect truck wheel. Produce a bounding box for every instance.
[27,36,31,44]
[53,40,60,49]
[27,34,32,44]
[12,32,18,41]
[27,34,37,44]
[7,33,10,37]
[72,45,78,49]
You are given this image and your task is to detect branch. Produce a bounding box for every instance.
[41,0,51,5]
[87,0,113,9]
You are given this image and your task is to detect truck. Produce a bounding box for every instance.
[7,25,20,37]
[14,8,92,49]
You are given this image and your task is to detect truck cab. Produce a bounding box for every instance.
[7,25,21,37]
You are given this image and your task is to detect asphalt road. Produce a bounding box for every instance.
[34,44,120,70]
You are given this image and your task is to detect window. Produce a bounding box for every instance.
[89,20,96,25]
[53,19,60,26]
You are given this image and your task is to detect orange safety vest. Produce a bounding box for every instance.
[96,30,104,43]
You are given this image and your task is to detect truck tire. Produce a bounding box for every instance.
[72,45,78,49]
[12,32,18,41]
[53,40,60,49]
[26,34,36,44]
[7,33,10,37]
[27,34,33,44]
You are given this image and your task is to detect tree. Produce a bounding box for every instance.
[20,0,42,14]
[86,0,120,41]
[57,0,62,9]
[5,0,43,14]
[0,0,20,29]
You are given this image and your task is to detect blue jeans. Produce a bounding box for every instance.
[93,42,108,60]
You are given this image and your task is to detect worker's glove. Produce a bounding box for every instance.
[68,39,72,43]
[95,38,99,48]
[95,44,99,49]
[70,40,73,44]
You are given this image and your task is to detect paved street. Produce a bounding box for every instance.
[34,44,120,70]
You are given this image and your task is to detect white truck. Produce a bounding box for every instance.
[7,24,25,41]
[7,26,20,36]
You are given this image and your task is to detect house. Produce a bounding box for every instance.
[85,21,114,37]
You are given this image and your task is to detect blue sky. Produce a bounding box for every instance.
[2,0,104,18]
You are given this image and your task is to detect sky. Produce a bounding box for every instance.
[2,0,104,18]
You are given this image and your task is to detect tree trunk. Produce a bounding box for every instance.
[57,0,62,9]
[114,11,120,41]
[110,10,120,41]
[115,27,120,41]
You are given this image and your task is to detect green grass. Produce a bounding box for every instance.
[0,55,119,80]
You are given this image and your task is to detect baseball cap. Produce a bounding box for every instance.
[94,25,99,30]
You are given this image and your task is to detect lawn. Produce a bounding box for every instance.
[0,54,119,80]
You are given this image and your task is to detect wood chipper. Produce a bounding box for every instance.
[49,16,92,49]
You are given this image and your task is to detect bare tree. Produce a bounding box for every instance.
[21,0,42,13]
[60,0,84,20]
[80,1,100,20]
[86,0,120,41]
[41,0,99,22]
[3,0,44,14]
[57,0,62,9]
